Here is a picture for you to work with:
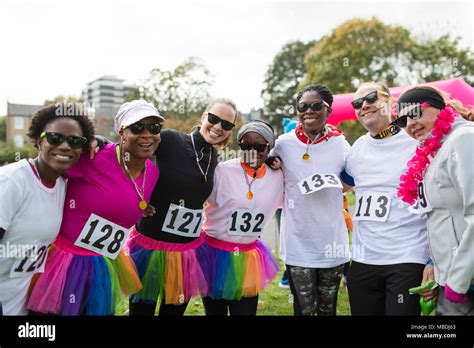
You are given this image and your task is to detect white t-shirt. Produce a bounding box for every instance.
[345,131,429,265]
[0,160,66,315]
[272,131,351,268]
[203,158,284,244]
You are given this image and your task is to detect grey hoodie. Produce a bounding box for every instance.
[424,116,474,294]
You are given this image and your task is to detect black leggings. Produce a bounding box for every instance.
[286,264,344,316]
[129,298,189,316]
[202,296,259,316]
[347,261,424,315]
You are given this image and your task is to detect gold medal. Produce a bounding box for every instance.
[139,200,148,210]
[302,153,310,161]
[246,191,254,200]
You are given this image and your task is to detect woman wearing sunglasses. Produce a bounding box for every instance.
[196,120,282,315]
[28,100,162,315]
[396,86,474,315]
[126,98,238,316]
[344,82,432,316]
[0,104,94,315]
[269,84,351,316]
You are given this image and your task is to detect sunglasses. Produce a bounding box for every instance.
[351,90,389,110]
[127,122,162,135]
[238,143,269,153]
[40,131,87,149]
[297,100,329,113]
[393,105,423,128]
[207,112,236,131]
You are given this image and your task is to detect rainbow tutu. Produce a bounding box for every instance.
[126,227,208,305]
[27,235,142,315]
[196,235,280,301]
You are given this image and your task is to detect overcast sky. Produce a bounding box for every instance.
[0,0,472,115]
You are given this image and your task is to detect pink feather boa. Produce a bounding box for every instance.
[397,104,457,204]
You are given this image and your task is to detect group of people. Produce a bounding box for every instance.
[0,81,472,316]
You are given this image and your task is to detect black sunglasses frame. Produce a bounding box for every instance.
[40,131,87,149]
[207,112,236,131]
[127,122,162,135]
[393,105,423,128]
[351,91,379,110]
[296,100,329,113]
[238,142,269,153]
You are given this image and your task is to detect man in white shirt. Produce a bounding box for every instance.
[344,82,435,315]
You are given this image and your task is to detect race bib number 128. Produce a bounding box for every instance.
[74,214,130,259]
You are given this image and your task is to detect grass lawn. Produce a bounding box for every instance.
[115,260,351,316]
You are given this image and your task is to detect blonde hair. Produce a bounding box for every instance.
[358,82,391,96]
[399,85,473,119]
[202,98,239,149]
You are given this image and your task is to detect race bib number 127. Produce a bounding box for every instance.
[162,204,203,238]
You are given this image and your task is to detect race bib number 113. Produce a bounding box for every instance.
[353,192,391,222]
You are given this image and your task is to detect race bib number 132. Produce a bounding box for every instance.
[227,209,265,237]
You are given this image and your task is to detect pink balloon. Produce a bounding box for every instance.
[327,78,474,126]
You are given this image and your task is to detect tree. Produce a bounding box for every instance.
[128,57,214,120]
[43,95,83,106]
[409,35,474,85]
[302,17,474,93]
[261,40,315,133]
[303,18,415,94]
[0,116,6,143]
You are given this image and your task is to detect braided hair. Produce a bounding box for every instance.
[296,84,334,106]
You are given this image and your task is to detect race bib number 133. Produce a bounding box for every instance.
[298,173,342,195]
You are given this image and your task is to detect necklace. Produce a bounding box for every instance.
[398,104,456,205]
[241,165,258,199]
[190,133,212,183]
[302,128,325,161]
[117,146,148,210]
[29,157,55,187]
[371,124,401,139]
